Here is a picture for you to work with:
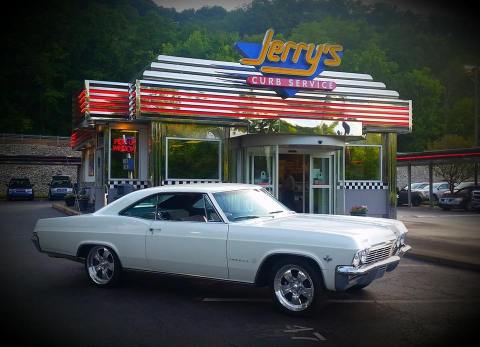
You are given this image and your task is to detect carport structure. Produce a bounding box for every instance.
[397,147,480,207]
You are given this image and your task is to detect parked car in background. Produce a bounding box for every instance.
[454,181,474,192]
[397,188,423,206]
[32,184,410,315]
[471,189,480,210]
[6,178,34,200]
[417,182,451,201]
[51,175,71,182]
[438,185,480,211]
[48,180,74,200]
[401,182,428,191]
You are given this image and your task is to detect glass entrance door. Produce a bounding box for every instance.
[278,154,308,213]
[310,156,332,214]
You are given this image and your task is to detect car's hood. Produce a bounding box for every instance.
[240,213,406,247]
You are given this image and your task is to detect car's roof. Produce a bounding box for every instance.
[140,183,261,193]
[95,183,263,215]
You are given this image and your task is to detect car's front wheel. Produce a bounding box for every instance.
[85,245,121,287]
[270,259,322,315]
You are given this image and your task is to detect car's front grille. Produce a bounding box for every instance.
[365,243,393,265]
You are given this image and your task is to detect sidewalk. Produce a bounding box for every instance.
[397,206,480,271]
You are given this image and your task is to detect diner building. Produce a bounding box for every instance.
[71,33,412,218]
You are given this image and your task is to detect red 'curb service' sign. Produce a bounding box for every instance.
[246,76,336,91]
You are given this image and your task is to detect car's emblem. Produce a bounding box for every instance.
[323,255,332,262]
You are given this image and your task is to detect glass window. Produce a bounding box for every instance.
[345,145,381,181]
[167,138,220,180]
[213,189,289,222]
[110,130,139,179]
[205,195,222,222]
[156,193,207,222]
[121,195,157,220]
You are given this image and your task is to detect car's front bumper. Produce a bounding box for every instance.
[335,245,411,291]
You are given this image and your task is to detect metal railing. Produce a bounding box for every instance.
[0,133,71,146]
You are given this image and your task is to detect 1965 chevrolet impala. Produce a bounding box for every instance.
[32,184,411,314]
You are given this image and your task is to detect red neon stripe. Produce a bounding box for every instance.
[140,107,410,125]
[140,101,410,122]
[89,95,130,102]
[140,96,410,117]
[141,88,410,111]
[89,101,130,108]
[397,152,480,161]
[88,108,129,114]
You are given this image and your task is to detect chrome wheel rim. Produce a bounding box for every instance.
[87,246,115,285]
[273,264,314,312]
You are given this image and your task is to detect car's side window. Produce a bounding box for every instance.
[156,193,207,222]
[204,194,222,222]
[121,195,158,220]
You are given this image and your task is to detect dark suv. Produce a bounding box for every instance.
[6,178,34,200]
[438,186,480,211]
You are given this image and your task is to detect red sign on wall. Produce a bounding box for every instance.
[246,75,336,91]
[112,137,136,153]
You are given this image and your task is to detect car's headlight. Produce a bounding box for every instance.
[352,249,369,267]
[26,189,32,193]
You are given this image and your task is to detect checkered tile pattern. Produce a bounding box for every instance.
[162,180,221,185]
[337,181,388,190]
[108,180,150,189]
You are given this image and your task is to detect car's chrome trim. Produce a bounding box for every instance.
[123,267,254,285]
[337,244,410,275]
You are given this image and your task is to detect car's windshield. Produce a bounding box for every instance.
[51,180,72,188]
[9,179,31,187]
[213,188,291,222]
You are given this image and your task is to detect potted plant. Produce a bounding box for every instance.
[64,193,76,207]
[350,205,368,216]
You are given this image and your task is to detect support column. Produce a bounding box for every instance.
[429,162,434,207]
[383,133,397,219]
[475,161,478,186]
[407,163,412,207]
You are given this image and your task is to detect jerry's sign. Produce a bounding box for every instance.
[235,29,343,98]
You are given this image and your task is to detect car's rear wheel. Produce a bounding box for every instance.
[270,259,322,315]
[85,245,121,287]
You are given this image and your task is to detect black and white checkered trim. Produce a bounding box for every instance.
[162,180,221,185]
[108,180,150,189]
[337,181,388,190]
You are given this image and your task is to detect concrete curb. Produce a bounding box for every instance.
[52,202,81,216]
[405,251,480,272]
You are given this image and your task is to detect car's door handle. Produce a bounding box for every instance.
[149,227,161,233]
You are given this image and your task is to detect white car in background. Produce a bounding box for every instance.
[417,182,451,201]
[32,184,410,315]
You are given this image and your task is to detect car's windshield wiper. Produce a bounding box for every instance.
[233,215,274,221]
[269,210,285,214]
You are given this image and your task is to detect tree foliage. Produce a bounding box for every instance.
[1,0,478,152]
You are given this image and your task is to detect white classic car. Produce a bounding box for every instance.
[32,184,411,314]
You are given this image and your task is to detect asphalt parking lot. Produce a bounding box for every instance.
[1,201,479,347]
